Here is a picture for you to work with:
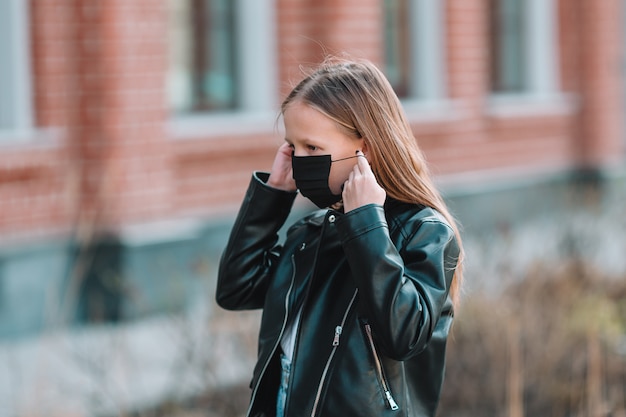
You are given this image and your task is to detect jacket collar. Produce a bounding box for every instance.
[302,197,413,227]
[304,209,332,227]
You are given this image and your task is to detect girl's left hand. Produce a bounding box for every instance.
[342,151,386,213]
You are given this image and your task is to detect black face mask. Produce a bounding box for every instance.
[291,154,357,209]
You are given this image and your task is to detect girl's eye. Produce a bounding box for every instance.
[307,145,318,151]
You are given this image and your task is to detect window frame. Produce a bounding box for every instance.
[169,0,279,138]
[0,0,34,142]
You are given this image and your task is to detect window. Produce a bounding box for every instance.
[0,0,33,136]
[168,0,277,115]
[384,0,412,97]
[489,0,525,92]
[169,0,237,112]
[489,0,559,96]
[383,0,447,101]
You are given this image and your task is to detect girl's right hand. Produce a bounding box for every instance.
[267,142,297,191]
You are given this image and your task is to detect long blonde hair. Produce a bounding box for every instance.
[281,57,465,306]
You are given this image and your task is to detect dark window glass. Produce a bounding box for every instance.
[489,0,526,92]
[192,0,238,111]
[169,0,238,113]
[384,0,412,98]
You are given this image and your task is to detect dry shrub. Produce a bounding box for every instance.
[128,384,250,417]
[439,260,626,417]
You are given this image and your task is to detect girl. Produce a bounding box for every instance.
[217,57,464,417]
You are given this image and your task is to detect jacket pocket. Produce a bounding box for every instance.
[361,319,400,411]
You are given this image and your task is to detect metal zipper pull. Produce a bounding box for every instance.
[364,323,400,411]
[311,290,358,417]
[385,390,400,410]
[332,325,342,346]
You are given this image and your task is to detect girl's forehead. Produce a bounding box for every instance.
[284,103,336,130]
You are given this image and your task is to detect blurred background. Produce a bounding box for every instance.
[0,0,625,416]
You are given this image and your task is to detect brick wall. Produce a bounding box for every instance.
[576,0,624,167]
[0,0,622,243]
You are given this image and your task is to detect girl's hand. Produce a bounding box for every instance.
[342,151,386,212]
[267,143,297,191]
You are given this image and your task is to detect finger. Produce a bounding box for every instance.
[351,163,361,180]
[348,169,355,183]
[277,143,290,157]
[356,151,371,175]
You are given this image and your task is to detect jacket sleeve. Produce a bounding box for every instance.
[216,172,298,311]
[334,204,459,361]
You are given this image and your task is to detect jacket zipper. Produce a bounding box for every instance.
[245,255,297,417]
[310,288,359,416]
[364,323,400,411]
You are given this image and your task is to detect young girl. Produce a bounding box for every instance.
[217,57,464,417]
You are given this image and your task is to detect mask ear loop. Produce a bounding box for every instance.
[331,154,360,163]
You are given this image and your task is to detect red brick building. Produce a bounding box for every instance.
[0,0,624,330]
[0,0,624,242]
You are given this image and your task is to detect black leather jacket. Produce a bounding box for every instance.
[217,172,460,417]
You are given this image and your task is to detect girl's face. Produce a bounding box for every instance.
[283,101,364,195]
